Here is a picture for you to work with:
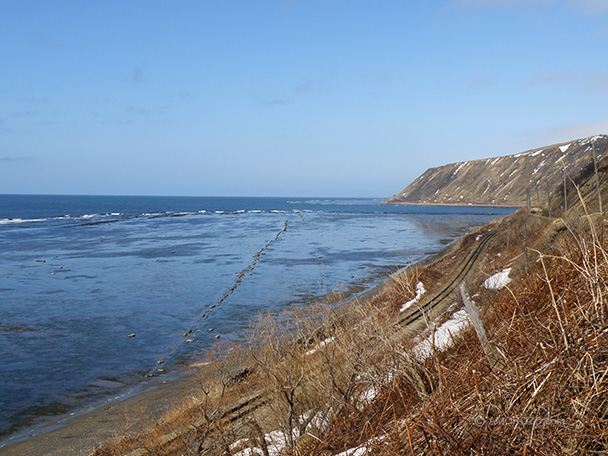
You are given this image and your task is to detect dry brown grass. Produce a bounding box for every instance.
[296,212,608,455]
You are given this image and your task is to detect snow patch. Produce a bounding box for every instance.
[452,163,465,176]
[333,445,369,456]
[529,149,543,157]
[532,160,546,175]
[306,337,335,356]
[400,282,426,313]
[559,143,571,153]
[483,268,512,290]
[414,309,470,360]
[579,135,604,146]
[332,437,385,456]
[359,386,378,404]
[232,429,298,456]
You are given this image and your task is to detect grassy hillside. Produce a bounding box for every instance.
[386,135,608,207]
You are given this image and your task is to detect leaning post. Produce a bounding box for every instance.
[593,141,603,214]
[459,282,502,370]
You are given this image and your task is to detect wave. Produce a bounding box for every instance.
[0,213,125,225]
[287,199,382,205]
[0,208,350,227]
[0,218,47,225]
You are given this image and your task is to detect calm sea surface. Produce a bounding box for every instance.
[0,195,515,441]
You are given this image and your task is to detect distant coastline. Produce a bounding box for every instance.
[383,200,523,208]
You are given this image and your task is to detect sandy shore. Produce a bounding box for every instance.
[0,373,200,456]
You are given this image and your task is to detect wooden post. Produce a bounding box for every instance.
[563,163,568,216]
[526,188,531,213]
[506,221,511,250]
[536,184,540,209]
[524,224,529,274]
[593,142,603,214]
[459,282,502,369]
[547,187,551,218]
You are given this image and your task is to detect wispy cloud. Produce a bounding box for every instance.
[529,70,570,86]
[131,65,146,83]
[295,77,330,94]
[0,156,33,162]
[524,119,608,146]
[469,75,499,89]
[450,0,608,13]
[570,0,608,13]
[261,97,292,107]
[101,119,125,125]
[253,75,332,107]
[23,97,49,105]
[29,32,53,50]
[11,110,39,117]
[126,104,150,115]
[529,69,608,92]
[361,73,391,90]
[173,91,194,102]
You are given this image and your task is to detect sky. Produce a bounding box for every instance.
[3,0,608,198]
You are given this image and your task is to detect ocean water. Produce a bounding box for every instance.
[0,195,515,441]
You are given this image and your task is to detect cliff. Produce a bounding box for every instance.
[386,135,608,207]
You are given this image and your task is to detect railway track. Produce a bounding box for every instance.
[397,225,499,328]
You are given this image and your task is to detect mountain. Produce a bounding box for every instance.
[386,135,608,207]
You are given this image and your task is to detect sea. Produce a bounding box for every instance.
[0,194,516,443]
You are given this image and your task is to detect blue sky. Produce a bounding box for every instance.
[2,0,608,197]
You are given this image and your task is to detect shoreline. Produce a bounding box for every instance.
[0,220,493,456]
[383,200,523,208]
[0,371,200,456]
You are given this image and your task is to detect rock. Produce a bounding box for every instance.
[127,333,136,338]
[215,335,220,339]
[208,328,214,332]
[157,368,165,373]
[157,359,164,364]
[186,339,194,343]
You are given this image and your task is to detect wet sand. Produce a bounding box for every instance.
[0,373,199,456]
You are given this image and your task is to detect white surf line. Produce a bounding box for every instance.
[146,220,290,377]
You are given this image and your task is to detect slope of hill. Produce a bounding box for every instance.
[386,135,608,207]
